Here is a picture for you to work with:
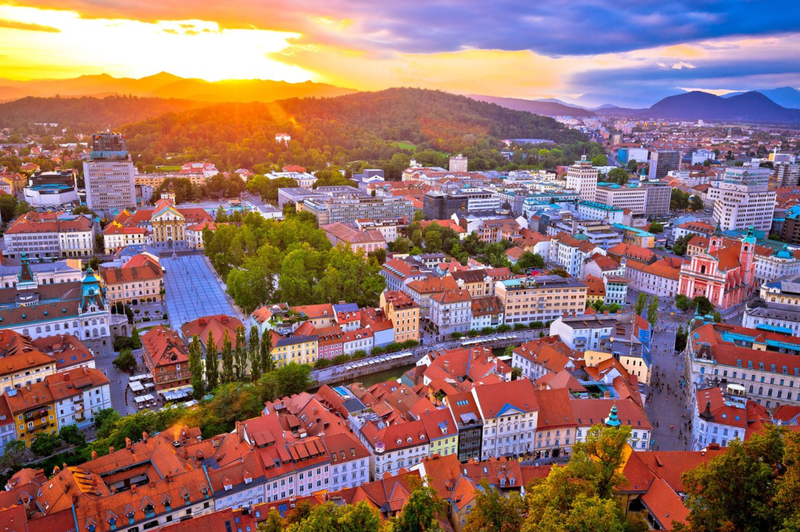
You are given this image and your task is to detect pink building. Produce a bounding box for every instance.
[678,227,756,309]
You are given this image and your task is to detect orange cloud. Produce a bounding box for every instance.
[0,18,59,32]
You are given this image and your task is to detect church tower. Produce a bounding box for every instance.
[708,222,724,253]
[740,226,756,288]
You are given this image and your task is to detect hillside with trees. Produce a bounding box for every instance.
[121,88,592,175]
[0,95,207,131]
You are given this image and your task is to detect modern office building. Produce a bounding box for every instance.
[641,180,671,216]
[422,189,500,219]
[776,162,800,188]
[304,195,415,226]
[648,150,680,180]
[595,183,647,215]
[83,132,136,215]
[565,155,598,202]
[709,165,776,232]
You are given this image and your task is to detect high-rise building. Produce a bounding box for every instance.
[83,132,136,215]
[595,183,647,215]
[641,180,671,215]
[776,162,800,187]
[648,150,680,180]
[565,155,598,202]
[708,165,776,232]
[449,154,468,173]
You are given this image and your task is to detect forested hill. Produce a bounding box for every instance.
[0,96,207,131]
[122,88,588,172]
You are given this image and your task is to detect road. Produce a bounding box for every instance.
[625,287,708,450]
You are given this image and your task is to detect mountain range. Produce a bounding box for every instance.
[467,94,596,117]
[722,87,800,109]
[593,91,800,123]
[0,72,356,103]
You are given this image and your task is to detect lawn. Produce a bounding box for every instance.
[394,141,416,151]
[157,165,183,172]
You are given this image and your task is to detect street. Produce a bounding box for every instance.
[625,287,695,450]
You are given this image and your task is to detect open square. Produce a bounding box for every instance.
[161,254,239,329]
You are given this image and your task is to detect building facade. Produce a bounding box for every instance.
[83,132,136,214]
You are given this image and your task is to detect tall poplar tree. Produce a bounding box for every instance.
[234,326,247,380]
[221,329,234,383]
[189,335,205,400]
[205,331,218,391]
[249,326,261,382]
[261,329,274,374]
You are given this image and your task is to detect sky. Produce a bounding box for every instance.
[0,0,798,107]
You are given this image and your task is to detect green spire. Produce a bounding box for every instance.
[605,404,621,428]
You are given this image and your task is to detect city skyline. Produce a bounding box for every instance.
[0,1,797,107]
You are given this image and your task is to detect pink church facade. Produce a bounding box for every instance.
[678,228,756,309]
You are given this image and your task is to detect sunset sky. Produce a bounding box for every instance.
[0,1,798,106]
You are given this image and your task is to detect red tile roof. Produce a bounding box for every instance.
[142,326,189,369]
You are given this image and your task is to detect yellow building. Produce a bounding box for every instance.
[380,291,420,343]
[495,275,588,326]
[0,347,57,391]
[585,349,651,384]
[5,382,57,446]
[151,200,186,246]
[270,333,318,368]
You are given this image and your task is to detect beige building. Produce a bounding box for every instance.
[380,290,420,343]
[99,254,164,305]
[496,274,587,325]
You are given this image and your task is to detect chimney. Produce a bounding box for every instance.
[53,465,60,474]
[142,431,149,442]
[125,437,132,449]
[91,451,97,460]
[109,446,114,454]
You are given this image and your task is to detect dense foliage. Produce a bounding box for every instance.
[677,425,800,532]
[0,95,204,130]
[204,211,385,312]
[121,88,589,173]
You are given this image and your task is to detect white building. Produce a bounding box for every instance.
[84,133,136,215]
[577,201,625,224]
[595,183,647,215]
[549,234,598,278]
[625,258,682,298]
[755,246,800,285]
[342,329,374,356]
[691,386,755,451]
[473,379,538,460]
[691,149,717,166]
[103,223,153,254]
[3,212,95,261]
[268,171,318,189]
[430,289,472,340]
[356,417,430,478]
[709,165,776,232]
[50,367,112,430]
[0,260,82,288]
[565,156,598,202]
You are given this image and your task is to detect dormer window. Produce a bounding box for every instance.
[126,511,135,524]
[144,504,155,518]
[182,493,191,504]
[109,518,117,531]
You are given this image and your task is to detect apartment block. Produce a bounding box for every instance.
[495,275,587,325]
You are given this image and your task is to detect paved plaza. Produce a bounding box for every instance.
[162,254,239,330]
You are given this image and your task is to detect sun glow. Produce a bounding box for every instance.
[0,5,315,82]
